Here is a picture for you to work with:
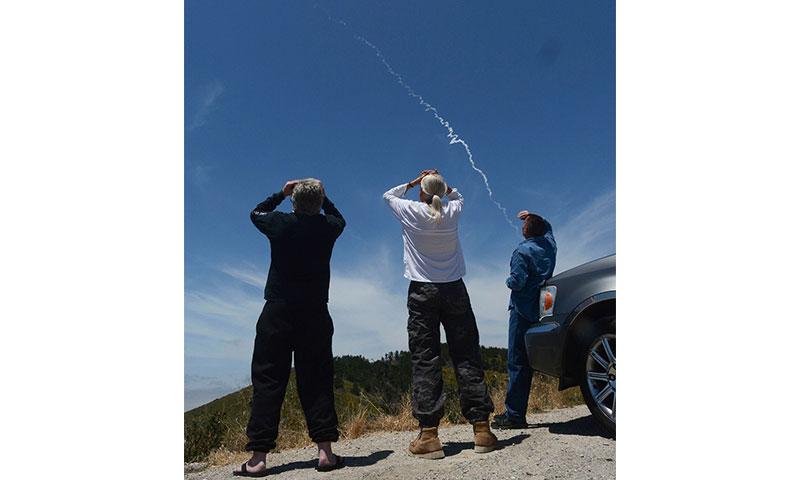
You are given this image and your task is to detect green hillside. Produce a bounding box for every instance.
[185,345,582,462]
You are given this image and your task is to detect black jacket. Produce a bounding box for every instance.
[250,191,346,304]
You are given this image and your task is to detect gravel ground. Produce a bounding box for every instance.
[186,405,615,480]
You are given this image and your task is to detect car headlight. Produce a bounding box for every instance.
[539,285,557,320]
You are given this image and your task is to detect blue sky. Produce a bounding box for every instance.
[185,0,615,409]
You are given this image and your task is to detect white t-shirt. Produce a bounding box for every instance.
[383,183,466,283]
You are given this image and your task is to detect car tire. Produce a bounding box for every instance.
[579,318,616,436]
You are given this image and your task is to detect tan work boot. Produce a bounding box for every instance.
[473,421,498,453]
[408,426,445,459]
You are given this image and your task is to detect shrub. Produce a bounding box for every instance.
[184,345,585,464]
[184,412,225,462]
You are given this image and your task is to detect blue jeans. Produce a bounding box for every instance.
[504,309,534,420]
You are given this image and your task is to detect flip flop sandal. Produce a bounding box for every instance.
[315,454,346,472]
[232,462,270,477]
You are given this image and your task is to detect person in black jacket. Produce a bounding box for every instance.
[234,178,346,477]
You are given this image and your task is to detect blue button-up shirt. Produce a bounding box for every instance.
[506,221,557,321]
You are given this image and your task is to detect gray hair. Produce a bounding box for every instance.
[420,174,448,224]
[291,178,324,215]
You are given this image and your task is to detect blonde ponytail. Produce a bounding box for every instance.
[430,194,443,224]
[420,174,448,224]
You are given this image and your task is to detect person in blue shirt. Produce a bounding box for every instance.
[492,210,557,429]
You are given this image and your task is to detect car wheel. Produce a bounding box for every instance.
[579,325,616,436]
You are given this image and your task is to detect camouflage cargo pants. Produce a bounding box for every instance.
[407,279,494,427]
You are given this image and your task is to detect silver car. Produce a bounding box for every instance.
[525,254,616,435]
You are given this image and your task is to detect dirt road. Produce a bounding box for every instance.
[185,405,615,480]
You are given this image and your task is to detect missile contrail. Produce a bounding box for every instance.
[319,8,517,229]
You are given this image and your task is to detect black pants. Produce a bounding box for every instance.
[245,302,339,452]
[407,279,494,427]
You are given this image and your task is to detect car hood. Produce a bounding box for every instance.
[548,253,616,284]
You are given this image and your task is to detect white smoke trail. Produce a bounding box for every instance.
[319,8,516,229]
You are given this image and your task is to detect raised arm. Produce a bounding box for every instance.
[542,218,555,246]
[250,191,287,238]
[250,180,301,238]
[322,195,346,238]
[519,210,557,248]
[383,183,414,219]
[446,185,463,213]
[383,169,439,205]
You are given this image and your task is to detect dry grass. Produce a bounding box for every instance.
[201,376,583,466]
[207,448,249,467]
[205,394,419,466]
[491,384,507,416]
[528,374,584,412]
[341,406,370,440]
[372,394,417,432]
[275,428,315,451]
[342,393,418,441]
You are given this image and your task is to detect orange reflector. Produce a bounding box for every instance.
[544,291,553,311]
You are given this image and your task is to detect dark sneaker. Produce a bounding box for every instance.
[491,413,528,429]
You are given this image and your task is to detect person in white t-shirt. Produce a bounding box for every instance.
[383,169,497,459]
